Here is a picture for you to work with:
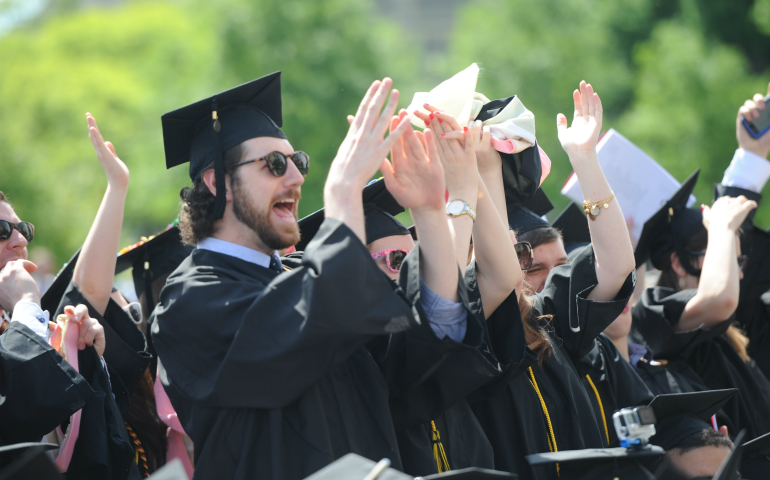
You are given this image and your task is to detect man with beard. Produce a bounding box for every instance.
[151,72,464,479]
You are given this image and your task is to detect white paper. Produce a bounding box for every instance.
[560,129,696,242]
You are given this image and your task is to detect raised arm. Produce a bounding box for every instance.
[678,195,756,331]
[70,114,130,315]
[557,82,635,301]
[380,112,458,301]
[324,78,408,245]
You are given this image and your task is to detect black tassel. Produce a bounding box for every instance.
[211,99,227,220]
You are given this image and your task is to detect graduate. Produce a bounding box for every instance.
[464,81,636,480]
[630,167,770,441]
[151,73,469,479]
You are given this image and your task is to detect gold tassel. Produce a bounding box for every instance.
[431,420,451,473]
[528,367,559,476]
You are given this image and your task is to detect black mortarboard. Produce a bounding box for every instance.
[553,203,590,254]
[647,389,737,451]
[419,467,517,479]
[743,431,770,460]
[302,453,411,480]
[634,170,701,270]
[0,443,61,479]
[115,226,193,314]
[161,72,287,219]
[527,446,664,480]
[507,204,550,235]
[296,178,408,251]
[40,226,191,315]
[474,97,542,207]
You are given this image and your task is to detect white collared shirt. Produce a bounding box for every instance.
[197,237,282,270]
[722,148,770,193]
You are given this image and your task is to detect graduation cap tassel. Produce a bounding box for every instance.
[211,99,227,220]
[430,421,451,473]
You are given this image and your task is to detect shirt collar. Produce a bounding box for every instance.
[197,237,279,269]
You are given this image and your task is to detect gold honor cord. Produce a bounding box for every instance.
[585,374,610,446]
[527,367,559,476]
[431,420,451,473]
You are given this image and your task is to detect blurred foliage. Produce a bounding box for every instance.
[1,0,770,267]
[447,0,770,227]
[0,0,418,264]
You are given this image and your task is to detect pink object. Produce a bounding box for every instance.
[48,317,82,472]
[154,369,194,478]
[537,145,551,186]
[489,136,518,154]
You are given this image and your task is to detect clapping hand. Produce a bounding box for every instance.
[736,82,770,159]
[557,81,603,162]
[414,105,478,198]
[380,110,446,213]
[87,113,130,190]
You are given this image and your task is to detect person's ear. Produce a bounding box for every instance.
[670,251,687,279]
[202,169,217,197]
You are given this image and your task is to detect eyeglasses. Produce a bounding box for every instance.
[231,151,310,177]
[515,242,534,271]
[371,249,410,273]
[689,251,748,272]
[0,220,34,243]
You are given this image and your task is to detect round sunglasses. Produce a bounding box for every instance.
[231,151,310,177]
[0,220,34,243]
[371,249,409,273]
[515,242,534,271]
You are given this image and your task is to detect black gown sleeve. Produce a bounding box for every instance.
[629,286,731,359]
[153,218,421,410]
[370,252,504,428]
[0,322,94,445]
[534,244,636,362]
[55,282,152,398]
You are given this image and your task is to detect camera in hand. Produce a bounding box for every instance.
[742,93,770,138]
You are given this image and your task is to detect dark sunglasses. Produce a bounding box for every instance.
[0,220,34,243]
[515,242,534,271]
[689,251,748,272]
[371,249,409,273]
[231,151,310,177]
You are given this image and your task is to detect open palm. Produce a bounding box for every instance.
[381,113,446,211]
[87,113,129,189]
[557,81,603,158]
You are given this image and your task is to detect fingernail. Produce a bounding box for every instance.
[463,126,469,132]
[438,119,443,123]
[429,113,434,119]
[440,134,445,138]
[78,341,85,350]
[424,120,429,126]
[700,204,705,211]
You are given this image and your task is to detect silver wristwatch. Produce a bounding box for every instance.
[446,199,477,221]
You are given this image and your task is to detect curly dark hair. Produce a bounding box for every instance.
[178,144,244,245]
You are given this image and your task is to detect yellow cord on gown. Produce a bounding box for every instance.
[528,366,559,476]
[585,374,610,446]
[431,420,451,473]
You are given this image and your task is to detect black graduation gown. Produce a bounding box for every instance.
[471,245,636,480]
[379,259,527,477]
[631,286,770,439]
[151,219,421,480]
[579,334,654,447]
[714,184,770,378]
[0,321,93,447]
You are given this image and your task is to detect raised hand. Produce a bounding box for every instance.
[702,195,758,233]
[415,105,477,199]
[380,110,445,213]
[736,82,770,159]
[326,79,409,192]
[87,113,129,190]
[557,81,603,161]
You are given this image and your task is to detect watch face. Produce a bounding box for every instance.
[447,200,464,215]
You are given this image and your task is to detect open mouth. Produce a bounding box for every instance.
[272,198,297,220]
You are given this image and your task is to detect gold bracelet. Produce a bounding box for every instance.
[583,191,615,221]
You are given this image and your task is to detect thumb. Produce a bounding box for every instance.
[556,113,568,131]
[104,141,116,156]
[719,425,729,437]
[20,260,38,273]
[347,115,354,126]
